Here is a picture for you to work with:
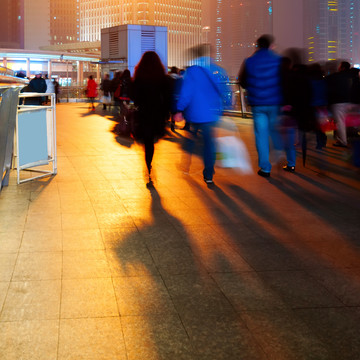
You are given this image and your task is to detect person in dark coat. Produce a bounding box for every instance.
[110,71,122,112]
[28,73,47,105]
[350,67,360,105]
[115,69,132,123]
[308,63,328,149]
[130,51,171,184]
[238,34,284,177]
[100,73,112,110]
[54,78,60,103]
[326,61,353,147]
[168,66,180,132]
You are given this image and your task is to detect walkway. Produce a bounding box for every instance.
[0,103,360,360]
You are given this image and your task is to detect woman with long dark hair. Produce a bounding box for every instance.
[131,51,171,184]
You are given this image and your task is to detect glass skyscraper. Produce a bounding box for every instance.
[304,0,360,66]
[50,0,79,45]
[209,0,273,79]
[0,0,24,49]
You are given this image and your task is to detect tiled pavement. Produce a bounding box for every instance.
[1,102,360,360]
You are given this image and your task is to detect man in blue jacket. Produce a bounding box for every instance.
[239,34,284,177]
[174,44,227,184]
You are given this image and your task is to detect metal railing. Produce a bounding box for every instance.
[56,82,252,117]
[0,66,15,77]
[58,86,88,102]
[225,82,252,117]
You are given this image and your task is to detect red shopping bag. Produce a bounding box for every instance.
[345,113,360,127]
[316,108,336,132]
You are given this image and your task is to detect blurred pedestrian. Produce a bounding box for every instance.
[118,70,132,102]
[177,69,190,131]
[44,74,55,104]
[308,63,328,149]
[86,75,98,111]
[16,70,26,78]
[284,63,315,168]
[100,73,111,110]
[238,34,284,177]
[174,44,227,184]
[45,74,55,93]
[54,78,60,103]
[131,51,171,184]
[117,69,132,118]
[28,72,47,105]
[280,57,299,172]
[326,61,353,147]
[168,66,180,132]
[350,67,360,105]
[110,71,122,113]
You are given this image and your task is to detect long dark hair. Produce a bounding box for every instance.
[134,51,166,81]
[121,69,131,80]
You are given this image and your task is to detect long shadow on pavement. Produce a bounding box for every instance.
[110,184,268,360]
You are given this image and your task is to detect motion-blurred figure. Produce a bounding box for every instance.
[16,70,26,78]
[308,63,328,149]
[131,51,171,184]
[280,57,299,172]
[28,72,47,105]
[174,44,227,184]
[326,61,353,147]
[168,66,181,132]
[54,78,60,103]
[238,35,284,177]
[86,75,98,111]
[110,71,122,113]
[45,74,55,94]
[117,69,132,119]
[44,74,55,104]
[100,73,111,110]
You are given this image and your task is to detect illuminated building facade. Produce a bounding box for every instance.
[80,0,202,68]
[24,0,51,50]
[50,0,80,45]
[0,0,24,49]
[304,0,360,66]
[0,0,52,51]
[208,0,273,79]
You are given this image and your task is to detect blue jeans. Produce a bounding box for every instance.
[185,121,216,180]
[283,127,296,167]
[252,105,283,172]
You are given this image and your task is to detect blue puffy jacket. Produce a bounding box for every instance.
[243,49,283,106]
[176,57,226,124]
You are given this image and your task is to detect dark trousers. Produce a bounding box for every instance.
[143,136,155,173]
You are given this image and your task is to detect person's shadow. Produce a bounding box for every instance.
[109,184,244,358]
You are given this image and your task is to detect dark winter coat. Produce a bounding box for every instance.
[240,48,283,106]
[100,79,111,96]
[326,70,354,105]
[29,77,47,93]
[282,66,315,132]
[130,76,171,142]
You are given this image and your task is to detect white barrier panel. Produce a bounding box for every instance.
[16,93,57,184]
[18,108,48,168]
